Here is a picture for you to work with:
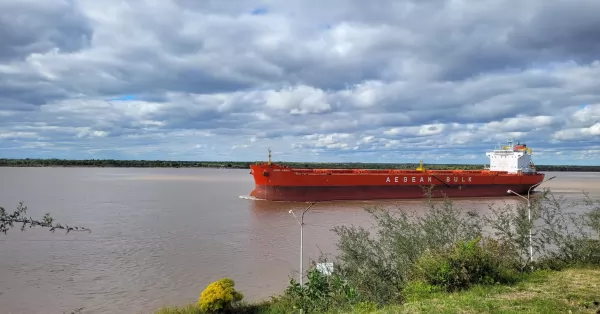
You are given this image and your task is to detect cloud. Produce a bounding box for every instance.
[1,0,599,164]
[0,0,92,62]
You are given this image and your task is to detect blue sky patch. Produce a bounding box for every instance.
[109,95,137,101]
[251,7,268,15]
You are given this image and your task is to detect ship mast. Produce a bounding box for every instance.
[268,148,272,166]
[416,160,424,171]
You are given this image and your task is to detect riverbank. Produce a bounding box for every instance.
[155,267,600,313]
[154,188,600,314]
[1,158,599,172]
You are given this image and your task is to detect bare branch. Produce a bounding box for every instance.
[0,202,91,234]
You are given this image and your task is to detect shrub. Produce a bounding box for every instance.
[413,237,519,292]
[516,191,600,271]
[536,238,600,270]
[280,264,364,314]
[330,191,483,305]
[197,278,244,313]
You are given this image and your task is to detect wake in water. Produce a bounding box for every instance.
[239,195,265,201]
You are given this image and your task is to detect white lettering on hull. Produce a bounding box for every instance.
[385,176,472,183]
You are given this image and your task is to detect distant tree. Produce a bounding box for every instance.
[1,202,91,234]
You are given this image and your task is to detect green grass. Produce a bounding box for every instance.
[155,267,600,314]
[154,301,275,314]
[155,304,201,314]
[371,267,600,314]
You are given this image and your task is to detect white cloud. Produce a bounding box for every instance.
[570,104,600,127]
[553,123,600,141]
[264,86,332,115]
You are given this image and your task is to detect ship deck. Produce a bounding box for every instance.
[269,168,537,176]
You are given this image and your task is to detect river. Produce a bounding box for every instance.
[0,168,598,314]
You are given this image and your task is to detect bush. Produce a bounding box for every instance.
[197,278,244,313]
[536,238,600,270]
[154,188,600,314]
[330,191,483,305]
[521,191,600,271]
[413,237,519,292]
[279,265,364,314]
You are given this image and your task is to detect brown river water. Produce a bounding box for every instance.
[0,168,599,314]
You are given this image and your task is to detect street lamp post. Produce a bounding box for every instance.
[289,202,316,286]
[507,176,556,263]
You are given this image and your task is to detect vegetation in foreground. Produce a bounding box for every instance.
[156,268,600,314]
[378,267,600,314]
[1,157,599,172]
[155,188,600,314]
[1,201,91,234]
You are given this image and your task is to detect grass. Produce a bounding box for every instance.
[154,301,274,314]
[154,267,600,314]
[371,267,600,314]
[155,304,201,314]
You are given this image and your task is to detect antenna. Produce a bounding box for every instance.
[268,148,272,166]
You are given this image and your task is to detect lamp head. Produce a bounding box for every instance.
[507,189,513,194]
[288,209,293,214]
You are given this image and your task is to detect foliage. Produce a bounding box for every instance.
[1,158,599,172]
[197,278,244,313]
[481,191,548,271]
[533,192,600,270]
[278,264,364,314]
[324,187,600,308]
[413,237,519,292]
[154,187,600,314]
[330,188,482,305]
[156,267,600,314]
[582,193,600,239]
[0,201,91,234]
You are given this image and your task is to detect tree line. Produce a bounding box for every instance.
[0,158,598,172]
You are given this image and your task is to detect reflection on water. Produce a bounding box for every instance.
[0,168,598,314]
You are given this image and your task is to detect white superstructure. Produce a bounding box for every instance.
[486,140,536,174]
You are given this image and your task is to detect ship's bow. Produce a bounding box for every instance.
[249,164,270,199]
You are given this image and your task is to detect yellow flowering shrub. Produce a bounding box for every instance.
[197,278,244,313]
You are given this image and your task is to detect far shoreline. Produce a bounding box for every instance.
[0,158,599,172]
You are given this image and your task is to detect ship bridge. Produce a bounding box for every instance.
[485,140,536,174]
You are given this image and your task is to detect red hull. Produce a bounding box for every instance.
[248,163,546,202]
[251,184,538,202]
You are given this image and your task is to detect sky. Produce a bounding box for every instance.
[1,0,599,165]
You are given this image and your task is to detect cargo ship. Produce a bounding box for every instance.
[248,141,546,202]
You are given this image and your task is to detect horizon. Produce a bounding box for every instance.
[1,156,597,167]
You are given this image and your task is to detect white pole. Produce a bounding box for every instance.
[528,198,532,262]
[300,221,303,286]
[289,202,315,287]
[507,175,555,264]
